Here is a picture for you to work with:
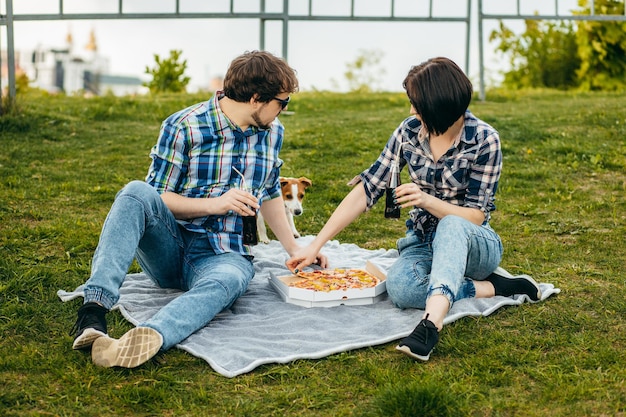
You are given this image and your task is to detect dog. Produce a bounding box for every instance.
[257,176,312,244]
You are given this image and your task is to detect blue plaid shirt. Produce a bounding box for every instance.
[146,92,284,256]
[356,110,502,239]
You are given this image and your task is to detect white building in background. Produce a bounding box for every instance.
[18,29,146,96]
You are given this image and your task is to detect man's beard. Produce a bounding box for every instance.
[252,111,271,130]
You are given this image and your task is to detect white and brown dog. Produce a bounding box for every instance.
[257,176,312,244]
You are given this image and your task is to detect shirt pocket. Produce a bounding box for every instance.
[407,160,435,193]
[441,157,471,196]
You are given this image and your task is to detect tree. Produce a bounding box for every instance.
[343,49,386,92]
[16,72,30,94]
[575,0,626,91]
[489,0,626,91]
[490,19,580,89]
[143,50,191,94]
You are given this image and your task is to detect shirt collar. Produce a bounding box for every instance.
[461,111,478,145]
[213,91,261,137]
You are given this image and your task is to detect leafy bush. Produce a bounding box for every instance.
[490,20,580,89]
[490,0,626,91]
[143,50,191,94]
[575,0,626,90]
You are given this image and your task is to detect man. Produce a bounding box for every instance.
[71,50,323,368]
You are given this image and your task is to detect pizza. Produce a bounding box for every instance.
[289,268,380,292]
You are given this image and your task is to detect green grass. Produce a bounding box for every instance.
[1,89,625,416]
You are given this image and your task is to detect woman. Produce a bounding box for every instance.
[287,57,540,361]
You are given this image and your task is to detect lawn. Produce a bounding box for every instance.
[0,89,625,416]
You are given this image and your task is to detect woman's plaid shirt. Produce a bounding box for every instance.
[356,110,502,240]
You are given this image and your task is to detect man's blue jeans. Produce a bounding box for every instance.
[385,215,503,309]
[83,181,255,350]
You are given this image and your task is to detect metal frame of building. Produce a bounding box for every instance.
[1,0,625,102]
[1,0,472,100]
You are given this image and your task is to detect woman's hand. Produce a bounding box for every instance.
[394,182,485,225]
[286,246,328,273]
[394,183,432,209]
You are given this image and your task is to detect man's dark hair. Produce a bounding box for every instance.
[402,57,473,136]
[223,50,298,103]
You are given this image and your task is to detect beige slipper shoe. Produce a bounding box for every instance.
[91,327,163,368]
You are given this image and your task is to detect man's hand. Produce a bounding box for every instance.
[214,188,259,216]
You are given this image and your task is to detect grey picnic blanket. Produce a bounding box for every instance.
[58,236,560,377]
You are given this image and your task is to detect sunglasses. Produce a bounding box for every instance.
[273,96,291,109]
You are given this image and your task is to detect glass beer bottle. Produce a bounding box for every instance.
[384,163,401,219]
[242,213,259,245]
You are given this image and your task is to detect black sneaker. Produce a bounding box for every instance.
[395,314,439,361]
[70,302,108,350]
[486,270,542,301]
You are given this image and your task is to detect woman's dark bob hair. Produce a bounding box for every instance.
[402,57,473,136]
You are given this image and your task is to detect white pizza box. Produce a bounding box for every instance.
[268,261,387,308]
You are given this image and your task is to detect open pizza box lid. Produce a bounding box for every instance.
[268,261,387,308]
